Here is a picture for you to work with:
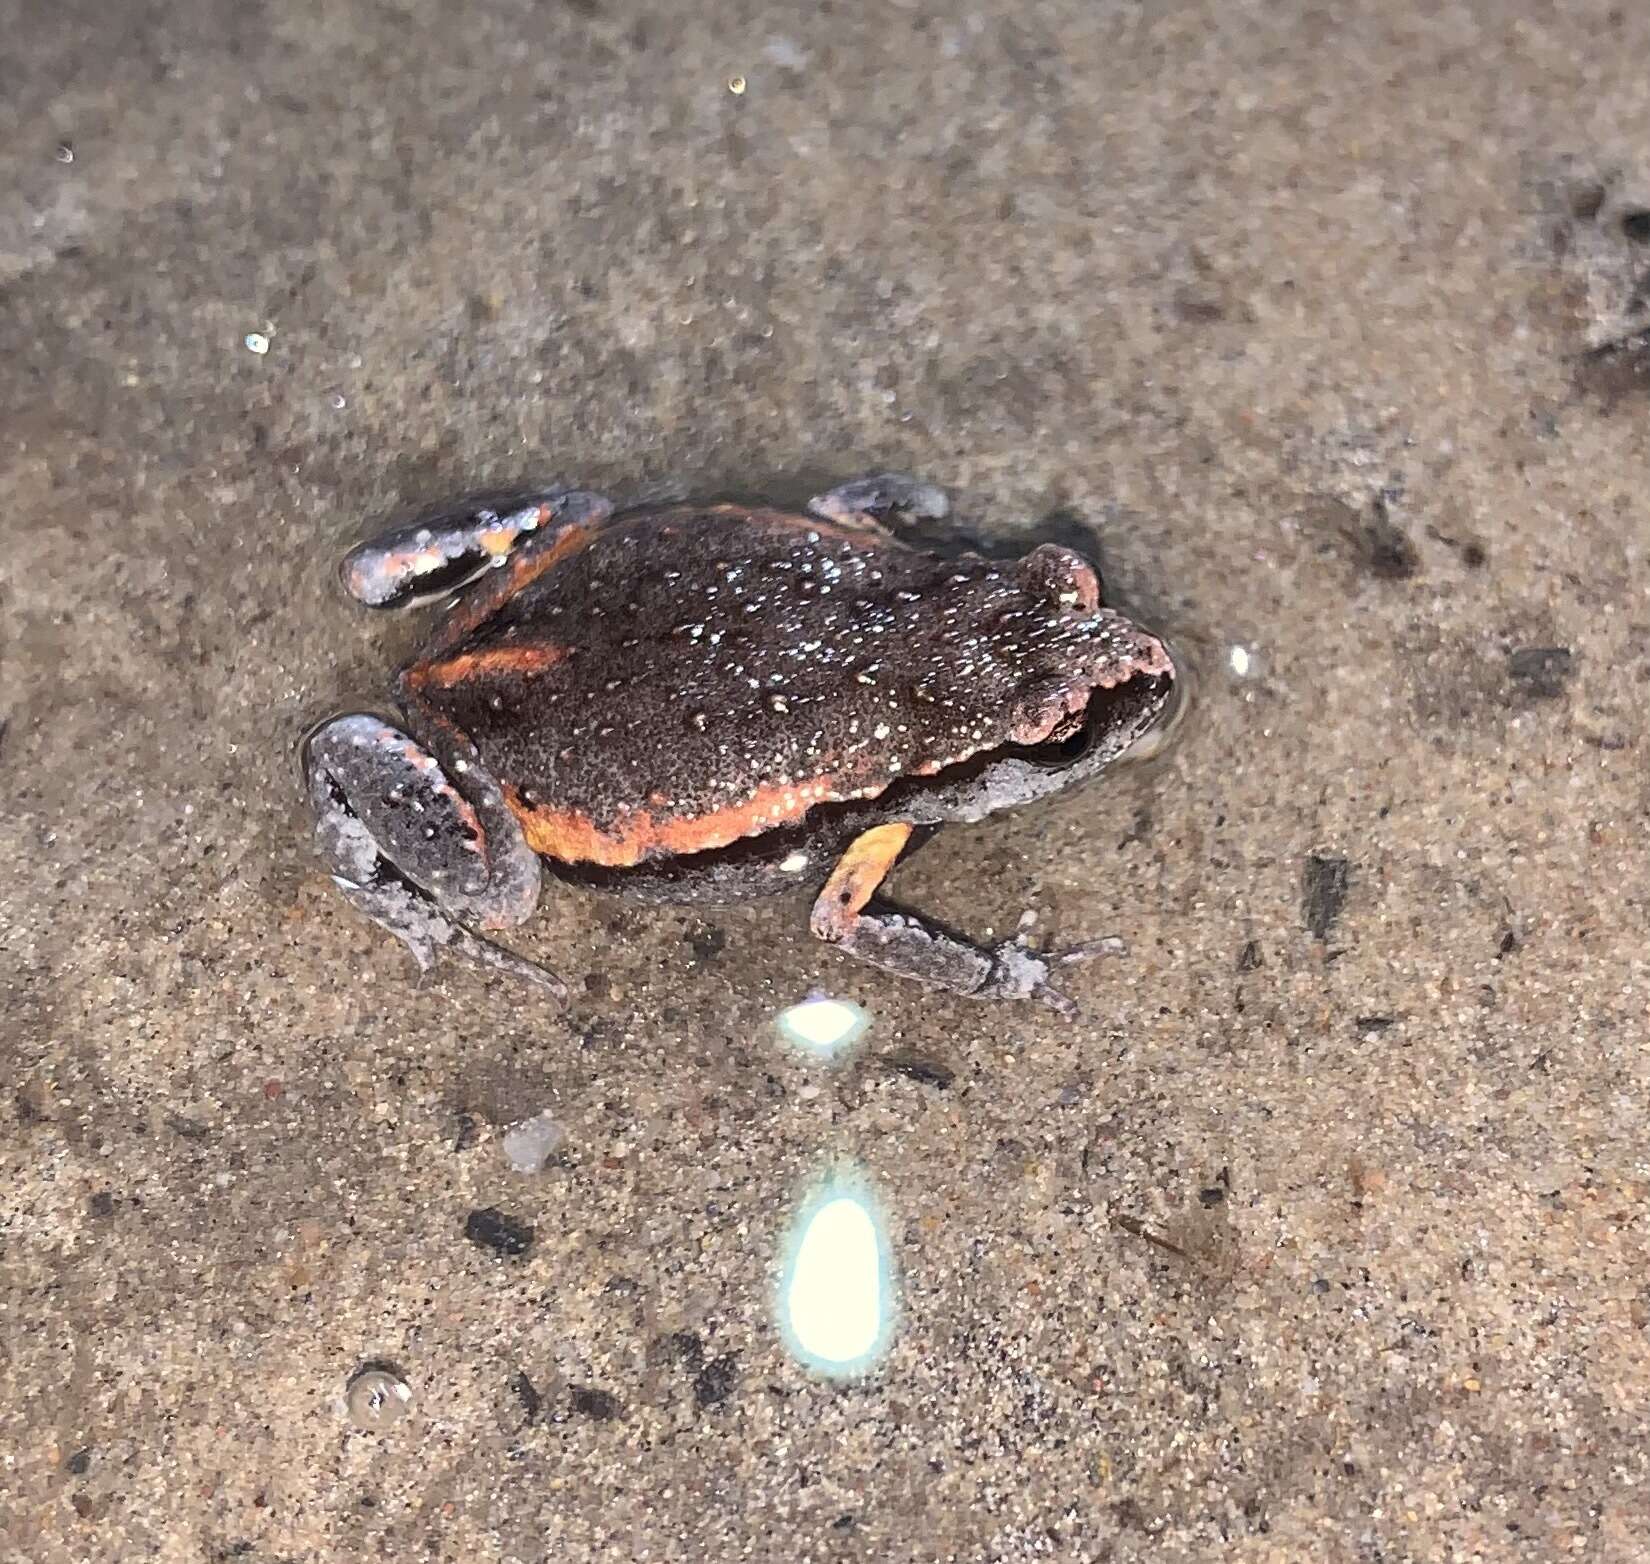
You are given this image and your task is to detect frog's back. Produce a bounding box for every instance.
[400,504,1159,866]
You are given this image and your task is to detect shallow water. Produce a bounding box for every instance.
[5,2,1648,1558]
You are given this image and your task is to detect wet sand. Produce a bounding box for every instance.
[3,2,1648,1558]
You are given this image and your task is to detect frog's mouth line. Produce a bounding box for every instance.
[1012,669,1174,770]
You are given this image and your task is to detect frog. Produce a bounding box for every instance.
[302,472,1178,1015]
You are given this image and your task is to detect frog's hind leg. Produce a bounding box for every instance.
[340,488,615,614]
[807,472,951,530]
[809,822,1121,1018]
[302,713,564,999]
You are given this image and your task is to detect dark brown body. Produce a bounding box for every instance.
[399,503,1172,886]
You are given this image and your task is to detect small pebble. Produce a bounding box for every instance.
[345,1366,412,1430]
[501,1110,565,1173]
[244,332,270,356]
[464,1206,535,1257]
[570,1386,621,1420]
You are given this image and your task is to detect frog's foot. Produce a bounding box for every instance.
[302,714,564,1000]
[341,488,616,610]
[809,823,1117,1017]
[825,916,1122,1018]
[808,472,950,529]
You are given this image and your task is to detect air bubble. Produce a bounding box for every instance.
[345,1366,412,1430]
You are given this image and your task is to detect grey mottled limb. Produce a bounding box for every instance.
[304,714,564,1000]
[830,910,1125,1018]
[808,472,951,528]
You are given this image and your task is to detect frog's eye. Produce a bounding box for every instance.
[1052,723,1094,763]
[1017,544,1102,612]
[1029,710,1093,767]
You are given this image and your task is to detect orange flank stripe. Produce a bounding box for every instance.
[497,635,1171,867]
[503,775,872,868]
[407,643,571,688]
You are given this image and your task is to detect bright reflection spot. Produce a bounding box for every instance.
[775,995,869,1059]
[778,1171,896,1377]
[1228,643,1253,677]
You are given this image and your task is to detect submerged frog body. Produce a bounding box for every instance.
[304,474,1177,1013]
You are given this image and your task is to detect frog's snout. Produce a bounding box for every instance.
[1111,635,1192,766]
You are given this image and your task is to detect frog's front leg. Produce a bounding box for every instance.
[340,488,615,613]
[303,714,565,998]
[809,823,1121,1018]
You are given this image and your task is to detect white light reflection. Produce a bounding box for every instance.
[774,995,869,1059]
[778,1169,897,1378]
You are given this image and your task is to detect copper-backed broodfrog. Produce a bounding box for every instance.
[303,473,1177,1014]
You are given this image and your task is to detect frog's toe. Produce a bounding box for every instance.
[321,850,566,1003]
[1009,935,1129,1018]
[1053,936,1128,966]
[976,938,1121,1017]
[444,924,569,1000]
[978,942,1074,1014]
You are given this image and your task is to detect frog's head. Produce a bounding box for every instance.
[999,544,1178,786]
[881,542,1179,827]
